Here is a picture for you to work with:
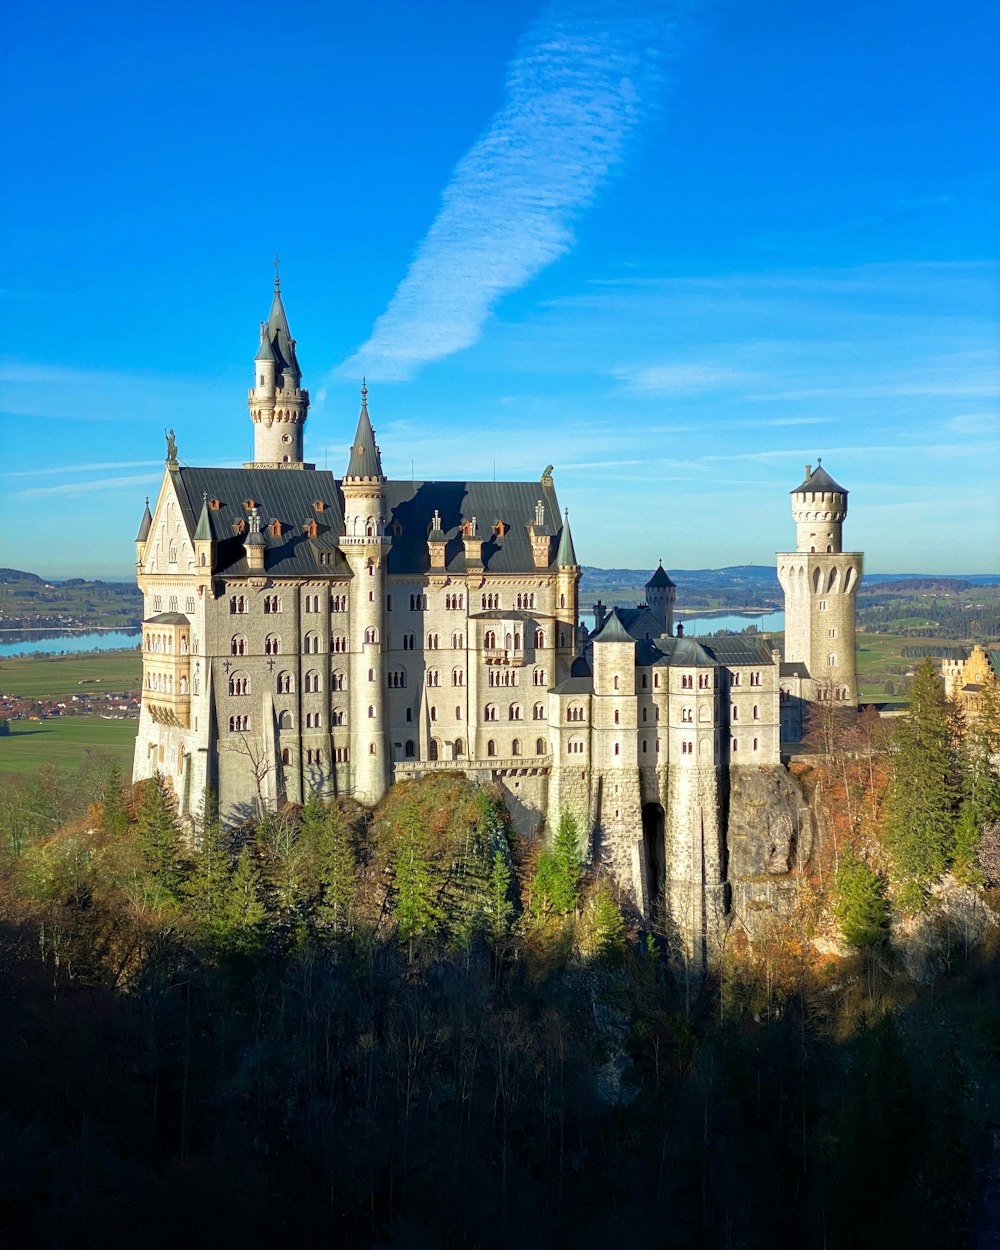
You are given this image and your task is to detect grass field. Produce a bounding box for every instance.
[855,632,921,703]
[0,715,137,775]
[0,650,141,699]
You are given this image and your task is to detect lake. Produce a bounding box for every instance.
[579,610,785,636]
[0,630,142,659]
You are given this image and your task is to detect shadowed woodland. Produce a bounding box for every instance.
[1,660,999,1248]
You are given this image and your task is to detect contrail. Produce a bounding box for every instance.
[340,0,686,382]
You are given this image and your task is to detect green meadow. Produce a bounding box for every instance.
[0,715,137,775]
[0,650,141,700]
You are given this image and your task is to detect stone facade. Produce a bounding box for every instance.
[133,280,863,967]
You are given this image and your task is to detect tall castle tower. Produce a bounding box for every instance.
[339,383,391,804]
[246,270,312,468]
[777,462,863,705]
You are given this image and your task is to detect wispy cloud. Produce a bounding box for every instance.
[340,0,685,382]
[2,460,165,479]
[618,362,757,396]
[13,473,162,500]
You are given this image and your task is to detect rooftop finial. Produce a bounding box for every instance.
[817,456,823,466]
[361,376,368,403]
[273,253,280,291]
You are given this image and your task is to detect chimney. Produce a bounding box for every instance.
[805,463,812,479]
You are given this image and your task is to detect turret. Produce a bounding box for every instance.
[135,496,152,568]
[247,267,312,468]
[193,492,215,574]
[338,382,391,804]
[777,460,863,710]
[555,508,581,680]
[644,561,676,634]
[790,460,847,554]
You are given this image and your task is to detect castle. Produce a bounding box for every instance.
[133,277,863,965]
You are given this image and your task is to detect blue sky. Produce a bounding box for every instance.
[1,0,997,580]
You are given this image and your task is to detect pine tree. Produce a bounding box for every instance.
[219,845,267,957]
[316,805,358,934]
[550,809,583,915]
[99,763,129,838]
[184,787,232,941]
[834,847,890,949]
[483,849,513,942]
[392,805,441,950]
[953,682,1000,882]
[134,772,183,900]
[587,882,627,964]
[884,659,961,911]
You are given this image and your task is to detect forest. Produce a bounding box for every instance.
[0,659,998,1249]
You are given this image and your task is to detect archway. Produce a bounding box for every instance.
[641,803,666,917]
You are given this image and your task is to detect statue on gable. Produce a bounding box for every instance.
[165,428,178,463]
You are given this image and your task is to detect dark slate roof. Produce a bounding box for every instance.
[346,387,385,480]
[552,675,594,696]
[592,610,636,645]
[174,467,350,578]
[699,635,776,666]
[383,478,562,575]
[610,606,663,640]
[136,497,152,542]
[671,636,718,667]
[570,655,592,678]
[635,639,663,666]
[193,494,212,542]
[145,612,189,625]
[791,463,847,495]
[254,322,276,363]
[263,281,300,379]
[780,661,809,678]
[646,561,675,589]
[556,510,578,566]
[989,650,1000,676]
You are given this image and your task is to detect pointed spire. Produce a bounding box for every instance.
[255,319,276,363]
[646,560,675,589]
[556,508,578,567]
[135,496,152,542]
[261,261,300,378]
[346,379,385,481]
[194,492,212,542]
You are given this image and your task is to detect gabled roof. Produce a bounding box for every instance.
[791,463,847,495]
[135,497,152,542]
[698,635,775,666]
[592,610,636,645]
[670,636,718,667]
[556,509,578,567]
[145,612,189,625]
[383,478,563,575]
[646,561,675,589]
[173,467,349,578]
[345,384,385,481]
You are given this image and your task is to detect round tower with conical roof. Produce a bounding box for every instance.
[644,561,676,634]
[338,382,391,804]
[777,461,863,710]
[247,270,311,468]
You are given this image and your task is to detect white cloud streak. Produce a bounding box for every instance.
[340,0,683,382]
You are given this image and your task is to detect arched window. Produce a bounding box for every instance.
[429,739,439,761]
[484,630,496,649]
[265,634,281,655]
[368,705,376,719]
[613,675,620,691]
[364,626,379,644]
[614,709,620,724]
[682,707,692,723]
[452,668,464,686]
[614,742,620,756]
[452,632,464,649]
[536,738,546,755]
[332,708,346,725]
[732,706,739,722]
[509,704,522,721]
[533,702,545,720]
[654,673,661,689]
[404,740,415,758]
[455,706,462,721]
[484,704,497,722]
[512,738,521,757]
[827,653,838,667]
[753,704,759,720]
[305,670,320,693]
[281,747,290,765]
[332,634,348,653]
[534,627,545,648]
[427,669,440,687]
[332,670,346,691]
[753,737,759,751]
[279,710,293,729]
[231,635,247,656]
[228,673,250,697]
[487,739,496,757]
[454,737,465,756]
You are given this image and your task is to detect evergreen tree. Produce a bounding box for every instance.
[953,682,1000,882]
[99,763,129,838]
[134,772,183,900]
[483,849,513,942]
[184,787,233,942]
[884,659,961,911]
[585,882,627,964]
[219,844,267,957]
[316,804,358,934]
[834,847,890,949]
[391,804,442,949]
[550,809,583,915]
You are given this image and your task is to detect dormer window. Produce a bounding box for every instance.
[493,520,508,538]
[303,520,318,538]
[313,500,326,512]
[243,498,257,511]
[208,497,221,510]
[270,520,284,538]
[231,519,246,536]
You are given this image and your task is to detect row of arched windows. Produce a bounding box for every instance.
[488,668,519,687]
[145,631,186,654]
[482,739,546,758]
[146,671,188,694]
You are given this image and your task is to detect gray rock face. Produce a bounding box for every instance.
[891,875,999,983]
[725,766,814,937]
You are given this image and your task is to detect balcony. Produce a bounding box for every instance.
[483,647,524,667]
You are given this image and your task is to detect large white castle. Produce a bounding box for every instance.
[133,278,863,964]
